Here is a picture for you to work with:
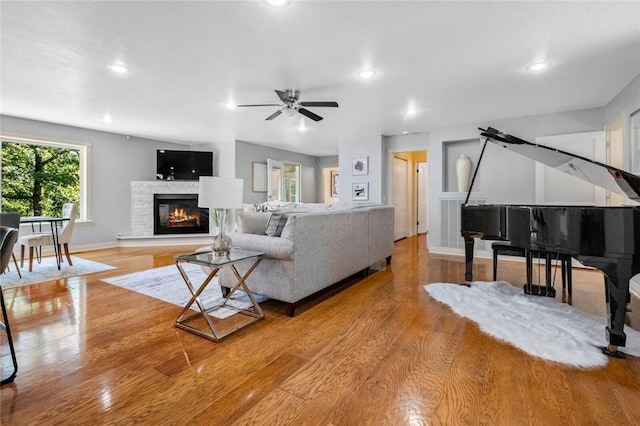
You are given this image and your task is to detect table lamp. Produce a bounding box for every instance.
[198,176,244,256]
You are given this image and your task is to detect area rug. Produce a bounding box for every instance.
[424,281,640,368]
[2,256,116,288]
[101,263,267,319]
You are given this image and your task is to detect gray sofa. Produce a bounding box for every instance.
[219,203,394,316]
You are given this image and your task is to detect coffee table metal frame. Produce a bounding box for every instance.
[173,249,264,342]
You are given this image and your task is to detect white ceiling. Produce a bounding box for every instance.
[1,1,639,156]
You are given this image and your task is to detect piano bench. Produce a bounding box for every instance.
[492,242,572,297]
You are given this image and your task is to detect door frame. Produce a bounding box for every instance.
[386,148,429,242]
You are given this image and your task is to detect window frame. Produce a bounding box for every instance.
[0,134,92,222]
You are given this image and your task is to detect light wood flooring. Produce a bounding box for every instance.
[1,236,639,425]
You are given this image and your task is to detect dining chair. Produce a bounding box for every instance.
[0,213,22,278]
[19,203,78,272]
[1,225,20,385]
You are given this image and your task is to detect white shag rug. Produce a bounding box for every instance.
[2,256,116,288]
[424,281,640,368]
[102,263,267,319]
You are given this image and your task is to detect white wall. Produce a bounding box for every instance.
[605,72,640,171]
[0,115,211,248]
[234,140,319,205]
[427,107,606,254]
[338,132,383,203]
[4,72,638,252]
[194,140,235,178]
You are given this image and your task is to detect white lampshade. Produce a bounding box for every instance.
[198,176,244,209]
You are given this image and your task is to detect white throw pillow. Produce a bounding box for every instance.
[237,212,272,235]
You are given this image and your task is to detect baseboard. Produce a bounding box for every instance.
[428,246,492,259]
[18,236,212,259]
[116,233,212,247]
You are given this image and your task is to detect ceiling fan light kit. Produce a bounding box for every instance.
[263,0,292,7]
[356,69,376,79]
[236,89,339,122]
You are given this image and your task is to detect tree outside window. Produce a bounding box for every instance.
[1,140,80,217]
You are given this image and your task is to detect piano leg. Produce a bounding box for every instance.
[595,262,632,357]
[463,237,475,282]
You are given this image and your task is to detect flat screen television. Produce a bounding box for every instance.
[156,149,213,181]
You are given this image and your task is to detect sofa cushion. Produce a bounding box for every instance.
[237,212,272,235]
[265,212,291,237]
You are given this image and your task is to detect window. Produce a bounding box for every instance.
[1,135,91,221]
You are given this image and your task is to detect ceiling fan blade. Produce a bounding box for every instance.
[298,101,339,108]
[275,90,290,103]
[235,104,281,107]
[265,110,283,120]
[298,108,323,122]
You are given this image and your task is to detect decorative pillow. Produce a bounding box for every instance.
[237,212,272,235]
[265,211,291,237]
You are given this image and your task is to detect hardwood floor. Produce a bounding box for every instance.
[2,236,639,425]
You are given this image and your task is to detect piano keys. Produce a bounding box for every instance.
[461,127,640,356]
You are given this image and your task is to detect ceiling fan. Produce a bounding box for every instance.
[235,89,339,121]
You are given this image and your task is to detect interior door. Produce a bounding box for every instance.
[267,159,283,202]
[534,131,606,205]
[392,156,409,241]
[417,161,428,234]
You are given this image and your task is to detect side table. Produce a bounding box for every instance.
[173,248,264,341]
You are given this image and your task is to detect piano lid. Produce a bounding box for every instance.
[479,127,640,202]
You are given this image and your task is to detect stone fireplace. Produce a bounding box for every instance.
[129,181,211,237]
[153,194,209,235]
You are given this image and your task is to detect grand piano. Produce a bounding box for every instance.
[461,127,640,356]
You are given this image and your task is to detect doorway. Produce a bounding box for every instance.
[390,150,429,242]
[267,159,301,203]
[321,165,339,203]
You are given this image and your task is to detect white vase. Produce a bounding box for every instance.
[456,154,472,192]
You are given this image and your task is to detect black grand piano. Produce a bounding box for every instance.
[461,127,640,356]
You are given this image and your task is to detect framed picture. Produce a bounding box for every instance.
[352,157,368,176]
[331,171,339,197]
[252,162,267,192]
[352,182,368,201]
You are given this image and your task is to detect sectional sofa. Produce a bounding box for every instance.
[218,203,394,316]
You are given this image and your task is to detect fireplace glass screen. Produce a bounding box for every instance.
[153,194,209,235]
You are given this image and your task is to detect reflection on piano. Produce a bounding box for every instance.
[461,127,640,356]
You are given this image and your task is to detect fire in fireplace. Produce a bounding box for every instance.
[153,194,209,235]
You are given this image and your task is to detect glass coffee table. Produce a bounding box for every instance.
[173,248,264,342]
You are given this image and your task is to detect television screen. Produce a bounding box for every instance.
[156,149,213,181]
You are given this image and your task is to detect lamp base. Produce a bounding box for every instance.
[211,234,232,257]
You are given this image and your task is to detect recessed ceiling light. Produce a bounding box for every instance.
[224,102,236,109]
[356,69,376,79]
[406,108,417,116]
[402,131,410,135]
[263,0,292,7]
[108,63,129,74]
[527,61,550,72]
[103,114,112,123]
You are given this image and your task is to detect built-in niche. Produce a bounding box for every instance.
[442,138,481,193]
